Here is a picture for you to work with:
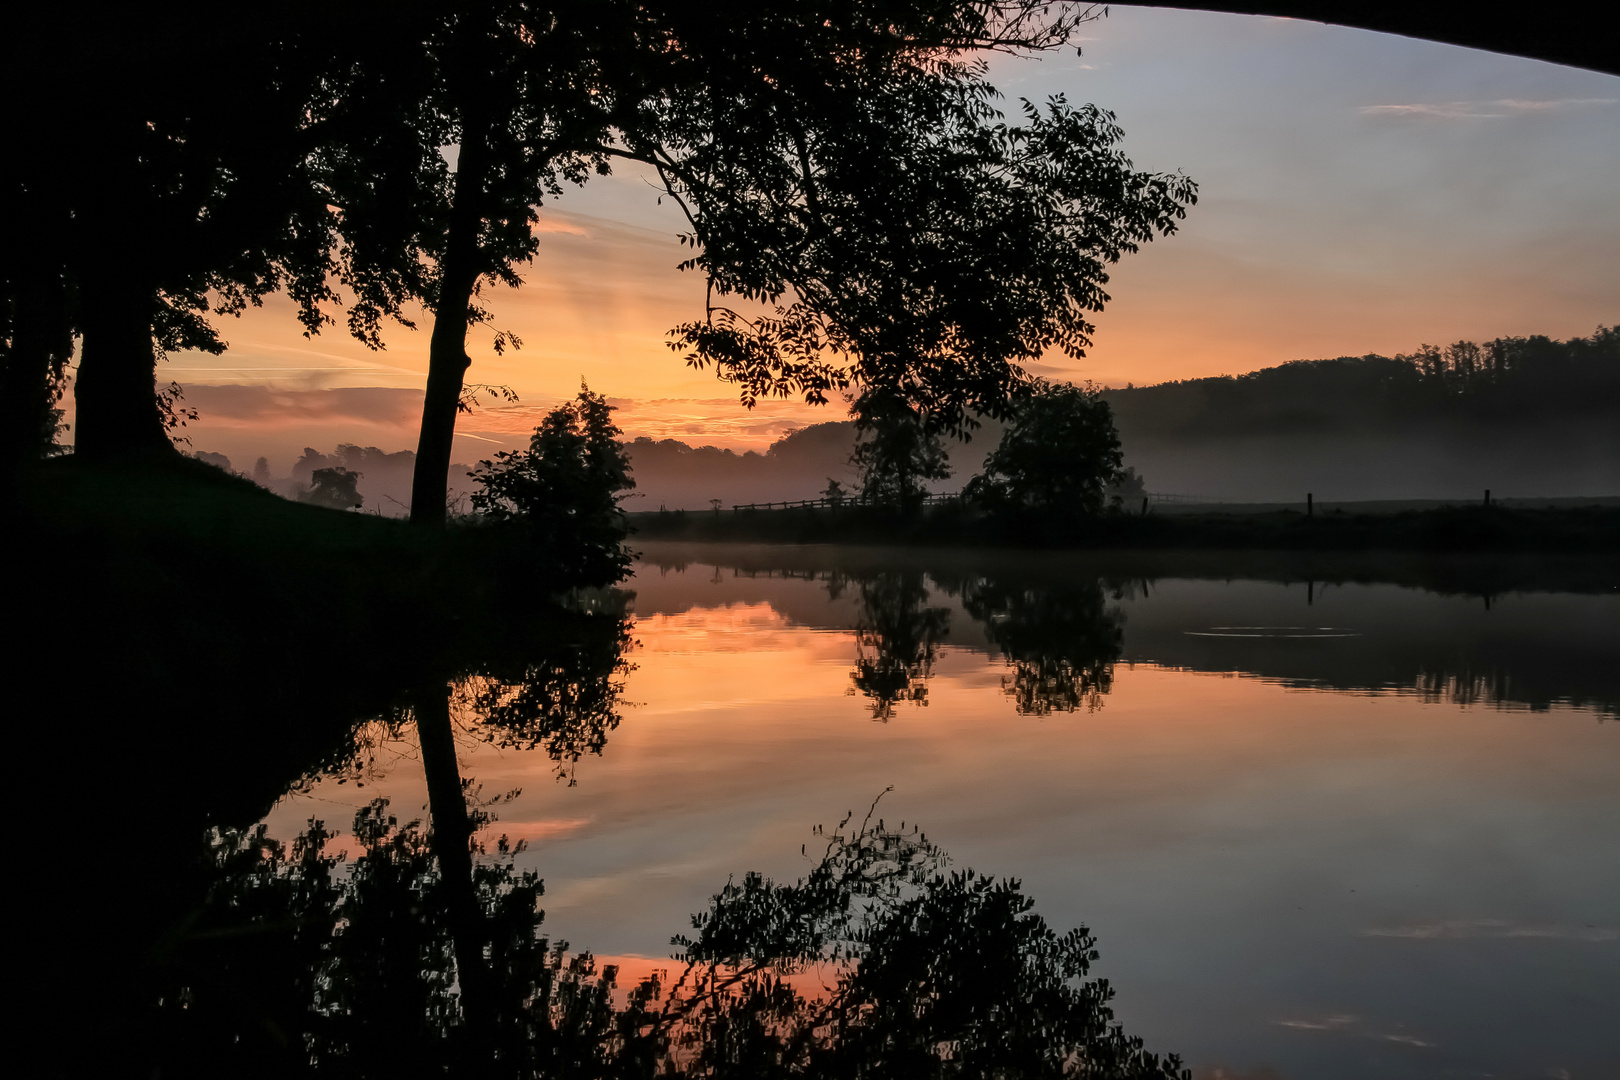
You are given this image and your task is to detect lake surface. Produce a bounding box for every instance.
[254,542,1619,1078]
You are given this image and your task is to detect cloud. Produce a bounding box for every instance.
[1361,919,1617,941]
[1274,1014,1435,1048]
[1359,98,1618,120]
[176,384,840,461]
[459,394,838,448]
[1276,1014,1357,1031]
[181,384,425,429]
[532,214,590,236]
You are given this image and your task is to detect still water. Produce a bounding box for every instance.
[262,543,1617,1078]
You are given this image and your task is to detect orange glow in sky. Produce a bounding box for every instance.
[126,7,1617,467]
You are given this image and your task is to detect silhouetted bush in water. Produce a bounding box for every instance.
[845,570,953,719]
[469,386,636,583]
[460,601,638,786]
[950,576,1126,715]
[155,798,621,1078]
[661,799,1188,1079]
[153,797,1185,1078]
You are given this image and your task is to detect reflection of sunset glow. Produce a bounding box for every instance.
[254,564,1618,1074]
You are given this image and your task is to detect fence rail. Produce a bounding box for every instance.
[710,490,1209,513]
[649,489,1214,515]
[723,491,964,513]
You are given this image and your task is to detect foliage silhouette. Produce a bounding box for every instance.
[662,801,1190,1079]
[967,380,1125,522]
[853,392,955,511]
[300,466,365,510]
[151,797,622,1079]
[953,575,1126,715]
[468,386,636,583]
[6,5,353,457]
[846,570,953,719]
[459,597,638,785]
[144,794,1186,1079]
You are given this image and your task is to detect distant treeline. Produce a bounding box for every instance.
[1103,327,1619,440]
[624,422,865,511]
[1101,327,1618,501]
[192,444,475,517]
[201,327,1618,512]
[627,327,1620,508]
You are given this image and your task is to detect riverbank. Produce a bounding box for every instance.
[9,454,619,825]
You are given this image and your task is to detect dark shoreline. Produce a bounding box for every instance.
[628,500,1620,557]
[631,539,1620,598]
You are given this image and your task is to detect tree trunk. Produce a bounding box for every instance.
[69,120,172,462]
[409,256,479,524]
[414,681,504,1061]
[74,262,170,460]
[0,256,72,468]
[409,66,493,525]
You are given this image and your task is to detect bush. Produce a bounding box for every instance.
[967,380,1124,521]
[468,386,635,583]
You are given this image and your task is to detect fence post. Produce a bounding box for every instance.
[1307,492,1314,517]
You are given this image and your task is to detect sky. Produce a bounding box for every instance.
[120,6,1620,469]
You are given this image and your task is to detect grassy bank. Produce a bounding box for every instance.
[9,454,616,827]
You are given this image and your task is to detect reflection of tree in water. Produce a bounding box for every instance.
[957,577,1126,715]
[460,598,637,785]
[159,797,1186,1079]
[156,798,625,1078]
[306,597,637,791]
[846,572,952,720]
[659,798,1187,1078]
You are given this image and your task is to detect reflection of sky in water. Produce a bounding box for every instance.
[264,556,1619,1079]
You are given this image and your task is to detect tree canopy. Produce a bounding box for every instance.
[5,2,1196,543]
[4,4,349,457]
[468,386,636,582]
[967,379,1125,520]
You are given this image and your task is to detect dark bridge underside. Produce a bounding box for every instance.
[1127,2,1620,78]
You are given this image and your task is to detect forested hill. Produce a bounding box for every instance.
[1099,328,1619,501]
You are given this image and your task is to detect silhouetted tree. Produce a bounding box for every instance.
[299,4,1194,523]
[469,386,635,583]
[301,467,364,510]
[5,6,349,458]
[852,393,953,511]
[666,38,1198,440]
[967,380,1124,521]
